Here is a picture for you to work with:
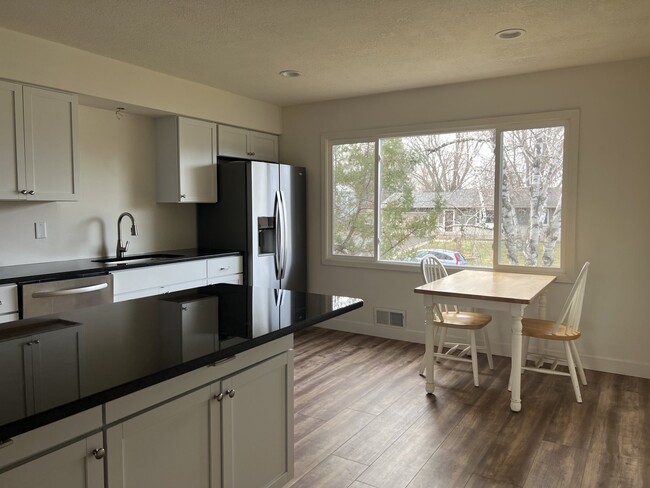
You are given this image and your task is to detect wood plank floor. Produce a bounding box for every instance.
[284,327,650,488]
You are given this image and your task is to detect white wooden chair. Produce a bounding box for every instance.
[520,262,590,403]
[418,255,494,386]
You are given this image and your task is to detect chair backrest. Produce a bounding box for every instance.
[420,254,455,319]
[420,254,448,284]
[553,262,590,335]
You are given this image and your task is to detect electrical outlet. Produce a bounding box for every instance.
[34,222,47,239]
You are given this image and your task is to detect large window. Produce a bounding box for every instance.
[325,111,578,275]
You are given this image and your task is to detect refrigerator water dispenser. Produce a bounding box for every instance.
[258,216,276,255]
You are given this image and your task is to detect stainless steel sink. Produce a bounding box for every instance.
[92,253,183,265]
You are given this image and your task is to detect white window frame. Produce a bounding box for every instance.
[322,109,580,281]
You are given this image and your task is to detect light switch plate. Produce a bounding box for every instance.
[35,222,47,239]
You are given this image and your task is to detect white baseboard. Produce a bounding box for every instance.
[317,318,650,379]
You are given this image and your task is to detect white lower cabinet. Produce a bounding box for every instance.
[206,256,244,285]
[111,256,244,302]
[0,284,18,324]
[106,340,293,488]
[106,387,213,488]
[221,353,293,488]
[0,408,103,488]
[0,432,104,487]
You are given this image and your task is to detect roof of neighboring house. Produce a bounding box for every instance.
[413,187,561,209]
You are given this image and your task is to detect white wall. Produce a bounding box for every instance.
[280,57,650,378]
[0,105,196,266]
[0,28,284,266]
[0,28,281,134]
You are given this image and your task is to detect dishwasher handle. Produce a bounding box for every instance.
[31,283,109,298]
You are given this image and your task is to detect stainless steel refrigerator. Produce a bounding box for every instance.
[197,160,306,291]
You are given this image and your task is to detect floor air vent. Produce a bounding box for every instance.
[375,308,405,327]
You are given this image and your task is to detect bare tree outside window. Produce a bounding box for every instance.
[499,127,564,267]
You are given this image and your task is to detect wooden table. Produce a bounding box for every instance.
[414,270,556,412]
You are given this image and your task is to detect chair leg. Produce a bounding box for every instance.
[418,355,426,377]
[569,341,587,385]
[470,331,479,387]
[483,328,494,370]
[437,327,447,363]
[564,342,582,403]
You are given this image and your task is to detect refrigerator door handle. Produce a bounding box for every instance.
[274,191,281,279]
[278,190,288,280]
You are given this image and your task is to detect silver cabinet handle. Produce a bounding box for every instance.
[20,190,28,195]
[32,283,108,298]
[28,190,35,195]
[181,306,188,311]
[92,447,106,460]
[180,194,186,199]
[214,392,224,402]
[226,389,235,398]
[219,266,231,271]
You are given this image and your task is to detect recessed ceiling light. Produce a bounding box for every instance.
[279,70,301,78]
[495,28,526,40]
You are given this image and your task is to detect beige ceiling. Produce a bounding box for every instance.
[2,0,650,106]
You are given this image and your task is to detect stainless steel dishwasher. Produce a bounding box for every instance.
[20,274,113,319]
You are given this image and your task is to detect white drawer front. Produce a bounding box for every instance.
[112,261,207,296]
[0,284,18,315]
[206,256,243,279]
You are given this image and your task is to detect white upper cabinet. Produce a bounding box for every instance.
[0,81,79,201]
[218,125,278,162]
[156,116,218,203]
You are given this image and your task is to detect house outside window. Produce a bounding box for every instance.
[324,110,579,277]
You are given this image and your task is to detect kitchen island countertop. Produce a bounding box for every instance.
[0,283,363,440]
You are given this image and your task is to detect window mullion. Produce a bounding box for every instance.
[374,139,381,261]
[494,129,503,269]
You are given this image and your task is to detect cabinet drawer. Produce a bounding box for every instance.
[112,261,207,296]
[0,285,18,315]
[206,256,242,279]
[0,407,102,470]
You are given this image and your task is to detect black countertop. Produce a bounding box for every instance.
[0,248,240,285]
[0,284,363,440]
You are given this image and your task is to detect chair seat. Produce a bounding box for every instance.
[522,318,582,341]
[439,311,491,329]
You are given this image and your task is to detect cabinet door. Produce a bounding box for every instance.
[0,284,19,322]
[160,295,218,364]
[218,125,249,159]
[0,337,28,423]
[106,386,212,488]
[23,86,79,201]
[178,116,217,203]
[0,432,104,488]
[248,132,278,163]
[0,81,25,200]
[31,326,82,413]
[222,352,293,488]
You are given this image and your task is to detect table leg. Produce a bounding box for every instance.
[510,310,523,412]
[424,303,435,395]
